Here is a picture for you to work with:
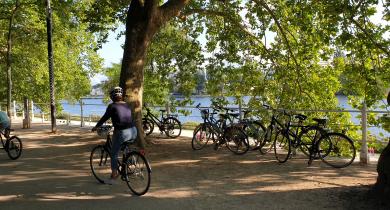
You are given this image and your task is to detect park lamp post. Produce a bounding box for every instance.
[45,0,56,133]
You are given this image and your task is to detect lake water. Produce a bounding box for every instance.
[60,95,389,138]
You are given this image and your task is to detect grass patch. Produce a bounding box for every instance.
[182,121,200,130]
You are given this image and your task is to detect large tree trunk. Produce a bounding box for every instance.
[119,0,189,148]
[119,1,159,149]
[373,140,390,204]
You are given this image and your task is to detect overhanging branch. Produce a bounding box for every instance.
[350,18,390,56]
[181,8,275,64]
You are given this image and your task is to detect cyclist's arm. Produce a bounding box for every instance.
[93,104,112,130]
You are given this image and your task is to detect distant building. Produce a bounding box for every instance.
[90,85,104,96]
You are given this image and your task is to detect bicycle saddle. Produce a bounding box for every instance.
[159,109,166,113]
[295,114,307,121]
[313,118,327,125]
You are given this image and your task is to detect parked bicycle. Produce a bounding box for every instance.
[259,105,356,168]
[232,109,266,151]
[142,106,182,138]
[192,103,249,154]
[0,128,22,160]
[298,118,356,168]
[90,125,151,196]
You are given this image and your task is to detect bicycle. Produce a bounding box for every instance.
[260,105,356,168]
[257,105,293,160]
[142,106,182,138]
[192,103,249,155]
[90,125,151,196]
[234,109,266,151]
[0,127,22,160]
[298,119,356,168]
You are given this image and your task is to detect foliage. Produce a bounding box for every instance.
[87,0,388,135]
[0,0,103,110]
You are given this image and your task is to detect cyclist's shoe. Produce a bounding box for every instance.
[213,143,220,151]
[307,158,313,166]
[140,149,146,156]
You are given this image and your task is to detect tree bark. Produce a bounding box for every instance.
[373,91,390,203]
[119,0,158,149]
[120,0,189,148]
[5,0,20,120]
[6,3,16,119]
[373,140,390,204]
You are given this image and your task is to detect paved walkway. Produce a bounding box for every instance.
[0,122,384,210]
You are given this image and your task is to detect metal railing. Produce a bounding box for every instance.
[1,100,389,164]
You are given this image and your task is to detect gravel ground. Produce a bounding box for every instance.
[0,123,388,210]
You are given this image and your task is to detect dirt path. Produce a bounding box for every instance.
[0,123,387,210]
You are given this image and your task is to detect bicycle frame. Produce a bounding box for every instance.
[144,108,166,130]
[0,129,10,149]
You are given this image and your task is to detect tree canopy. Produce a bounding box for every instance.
[93,1,388,110]
[0,0,103,112]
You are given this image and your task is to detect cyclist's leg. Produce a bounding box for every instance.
[111,130,126,178]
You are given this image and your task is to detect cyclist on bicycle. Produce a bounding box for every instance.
[0,111,10,134]
[92,86,137,184]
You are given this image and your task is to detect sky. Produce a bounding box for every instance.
[92,28,125,85]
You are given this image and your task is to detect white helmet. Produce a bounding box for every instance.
[109,86,123,101]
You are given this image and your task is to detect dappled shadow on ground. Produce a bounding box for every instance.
[0,124,385,210]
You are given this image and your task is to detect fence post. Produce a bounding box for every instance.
[31,100,34,121]
[360,102,369,164]
[238,97,242,121]
[13,100,17,119]
[67,113,70,126]
[23,97,30,129]
[165,102,170,116]
[80,99,84,127]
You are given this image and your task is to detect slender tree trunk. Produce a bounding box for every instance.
[6,1,19,120]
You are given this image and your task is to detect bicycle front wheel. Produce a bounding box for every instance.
[318,133,356,168]
[224,127,249,155]
[259,128,274,155]
[125,151,151,196]
[298,127,321,158]
[6,136,22,160]
[192,124,211,150]
[163,117,182,138]
[274,130,291,163]
[90,145,111,183]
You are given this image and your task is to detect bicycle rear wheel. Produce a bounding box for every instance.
[318,133,356,168]
[6,136,22,160]
[224,126,249,155]
[125,151,151,196]
[243,121,266,150]
[192,124,211,150]
[90,145,111,183]
[274,130,291,163]
[142,118,154,136]
[163,117,182,138]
